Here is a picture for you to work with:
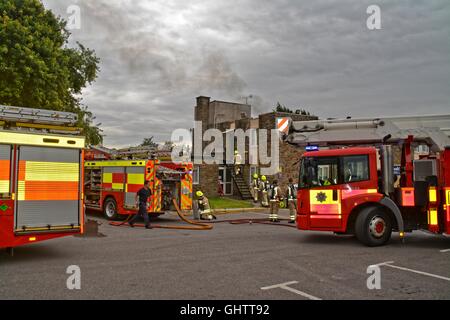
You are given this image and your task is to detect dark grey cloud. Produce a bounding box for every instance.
[43,0,450,147]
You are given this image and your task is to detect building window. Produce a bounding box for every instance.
[219,166,233,195]
[249,166,258,185]
[193,166,200,185]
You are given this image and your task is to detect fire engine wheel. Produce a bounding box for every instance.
[355,206,392,247]
[104,198,119,220]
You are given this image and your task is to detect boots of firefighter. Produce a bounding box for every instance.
[288,199,296,223]
[261,191,269,207]
[273,201,280,222]
[269,200,279,222]
[200,209,214,220]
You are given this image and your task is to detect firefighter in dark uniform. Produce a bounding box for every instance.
[286,178,297,223]
[129,180,152,229]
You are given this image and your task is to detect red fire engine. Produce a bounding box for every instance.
[0,105,85,252]
[284,115,450,246]
[84,158,193,220]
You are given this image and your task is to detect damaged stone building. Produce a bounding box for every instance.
[192,96,318,198]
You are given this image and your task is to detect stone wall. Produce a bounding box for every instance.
[258,112,318,194]
[193,164,219,197]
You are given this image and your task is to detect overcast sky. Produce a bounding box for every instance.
[42,0,450,148]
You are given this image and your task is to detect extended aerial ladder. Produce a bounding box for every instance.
[284,114,450,151]
[282,114,450,246]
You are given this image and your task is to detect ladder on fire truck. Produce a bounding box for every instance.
[283,114,450,151]
[0,104,81,134]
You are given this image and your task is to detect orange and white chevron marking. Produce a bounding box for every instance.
[277,117,289,134]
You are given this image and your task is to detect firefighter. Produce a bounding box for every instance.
[286,178,297,223]
[269,180,282,222]
[259,175,269,207]
[234,150,242,176]
[251,173,260,203]
[129,180,152,229]
[196,191,216,220]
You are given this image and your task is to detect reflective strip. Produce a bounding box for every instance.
[112,183,124,190]
[85,160,146,167]
[311,203,340,214]
[445,189,450,205]
[0,159,10,180]
[428,209,438,226]
[310,190,340,205]
[401,188,415,207]
[341,189,377,199]
[0,180,9,193]
[180,176,192,210]
[17,181,79,201]
[153,179,161,211]
[429,188,437,203]
[0,157,10,193]
[103,173,112,183]
[311,214,342,219]
[0,131,84,149]
[24,161,79,181]
[127,173,144,185]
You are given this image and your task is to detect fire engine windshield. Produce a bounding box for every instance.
[300,157,339,188]
[299,155,370,188]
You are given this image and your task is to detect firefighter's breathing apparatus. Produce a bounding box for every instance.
[109,199,297,230]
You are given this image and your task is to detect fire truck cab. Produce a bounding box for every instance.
[285,115,450,246]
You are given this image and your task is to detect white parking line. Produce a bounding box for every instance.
[440,249,450,253]
[261,281,322,300]
[375,261,450,282]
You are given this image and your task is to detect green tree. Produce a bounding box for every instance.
[0,0,102,144]
[140,137,158,148]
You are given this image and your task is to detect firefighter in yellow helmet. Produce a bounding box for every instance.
[251,173,260,203]
[259,175,269,207]
[196,191,216,220]
[269,180,282,222]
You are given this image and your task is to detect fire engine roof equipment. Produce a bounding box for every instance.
[284,114,450,152]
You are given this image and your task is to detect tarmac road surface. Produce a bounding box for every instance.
[1,210,449,300]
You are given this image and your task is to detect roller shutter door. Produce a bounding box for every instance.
[124,166,145,207]
[15,146,81,232]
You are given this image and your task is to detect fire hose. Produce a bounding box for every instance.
[109,199,213,230]
[109,199,297,230]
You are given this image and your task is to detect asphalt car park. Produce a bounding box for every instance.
[1,210,449,300]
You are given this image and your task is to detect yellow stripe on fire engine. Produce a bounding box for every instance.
[17,181,25,201]
[310,190,340,205]
[103,173,112,183]
[446,189,450,205]
[0,131,84,149]
[85,160,146,167]
[428,208,438,225]
[127,174,144,185]
[25,162,79,182]
[112,183,124,190]
[0,180,9,193]
[429,188,437,203]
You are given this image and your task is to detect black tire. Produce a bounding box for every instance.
[355,206,392,247]
[103,198,119,220]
